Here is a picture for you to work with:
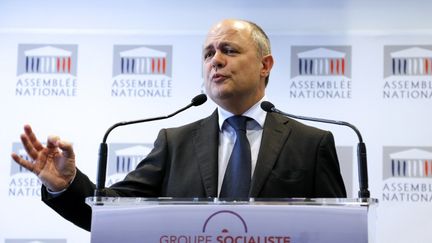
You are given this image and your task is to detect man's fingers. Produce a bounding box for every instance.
[11,153,36,173]
[47,136,75,160]
[24,124,44,151]
[47,135,61,149]
[20,133,40,160]
[56,139,75,160]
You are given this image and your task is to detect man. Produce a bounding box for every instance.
[11,19,346,231]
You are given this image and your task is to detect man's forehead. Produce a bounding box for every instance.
[204,21,252,48]
[204,33,238,48]
[213,20,249,32]
[208,20,250,37]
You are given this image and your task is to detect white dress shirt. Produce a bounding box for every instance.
[217,97,267,196]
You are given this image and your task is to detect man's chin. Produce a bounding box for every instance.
[209,89,234,101]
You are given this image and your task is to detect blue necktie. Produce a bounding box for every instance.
[220,115,251,198]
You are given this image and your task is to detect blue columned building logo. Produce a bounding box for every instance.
[111,45,173,98]
[15,44,78,97]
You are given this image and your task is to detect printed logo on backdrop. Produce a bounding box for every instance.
[383,45,432,99]
[160,210,291,243]
[9,143,42,197]
[5,239,66,243]
[112,45,172,98]
[16,44,78,97]
[336,146,354,197]
[290,46,352,99]
[106,143,153,186]
[382,147,432,202]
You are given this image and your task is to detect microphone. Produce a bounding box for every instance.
[261,101,370,198]
[95,94,207,198]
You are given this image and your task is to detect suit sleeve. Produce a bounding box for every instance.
[41,169,95,231]
[314,131,347,197]
[41,128,170,232]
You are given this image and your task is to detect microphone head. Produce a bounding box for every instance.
[260,101,275,112]
[191,93,207,106]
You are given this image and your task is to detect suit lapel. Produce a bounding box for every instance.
[193,110,219,197]
[250,113,292,197]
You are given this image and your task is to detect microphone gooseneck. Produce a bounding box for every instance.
[261,101,370,198]
[95,94,208,199]
[101,94,207,144]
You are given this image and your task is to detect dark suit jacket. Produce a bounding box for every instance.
[42,110,346,231]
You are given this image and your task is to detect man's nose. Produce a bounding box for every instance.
[211,51,226,69]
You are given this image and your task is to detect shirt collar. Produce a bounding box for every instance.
[217,96,267,131]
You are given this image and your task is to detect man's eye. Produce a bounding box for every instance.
[204,51,214,59]
[224,48,237,55]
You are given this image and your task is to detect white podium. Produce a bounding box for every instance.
[86,197,378,243]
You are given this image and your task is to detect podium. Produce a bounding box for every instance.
[86,197,377,243]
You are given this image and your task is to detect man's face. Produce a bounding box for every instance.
[203,20,266,111]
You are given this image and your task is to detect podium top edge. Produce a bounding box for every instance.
[86,197,378,207]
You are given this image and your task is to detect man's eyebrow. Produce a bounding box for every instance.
[203,45,215,52]
[203,41,237,51]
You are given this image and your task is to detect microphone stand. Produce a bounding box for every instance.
[263,102,370,199]
[94,94,207,202]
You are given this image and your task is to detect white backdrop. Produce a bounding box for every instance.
[1,0,431,242]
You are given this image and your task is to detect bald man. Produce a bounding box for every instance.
[12,19,346,231]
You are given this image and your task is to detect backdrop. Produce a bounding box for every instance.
[1,0,431,242]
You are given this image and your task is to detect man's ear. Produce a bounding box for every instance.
[260,54,274,78]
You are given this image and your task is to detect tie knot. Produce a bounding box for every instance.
[226,115,248,132]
